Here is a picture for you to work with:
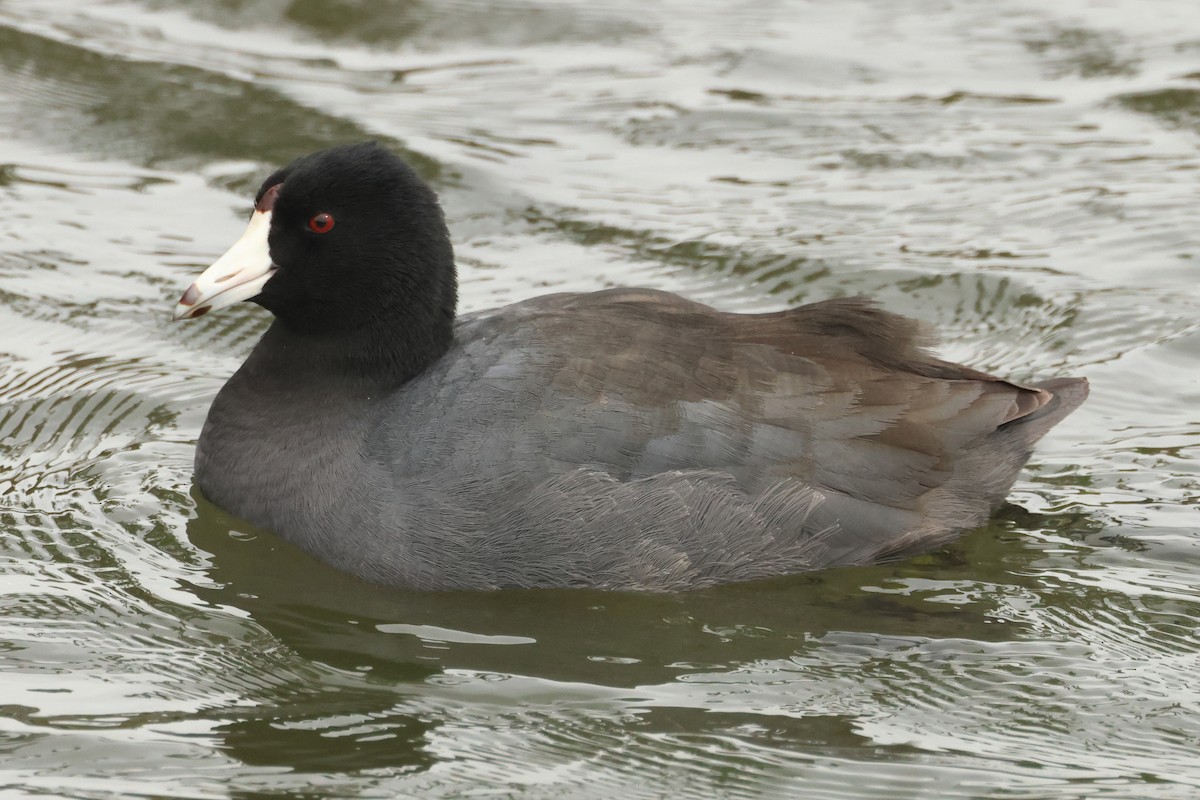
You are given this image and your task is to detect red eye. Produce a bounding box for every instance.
[308,213,335,234]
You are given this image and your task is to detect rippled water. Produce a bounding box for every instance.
[1,0,1198,796]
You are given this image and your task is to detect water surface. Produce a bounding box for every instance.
[1,0,1199,797]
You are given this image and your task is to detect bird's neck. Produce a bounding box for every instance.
[243,310,455,393]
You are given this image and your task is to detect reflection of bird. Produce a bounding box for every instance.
[174,142,1087,591]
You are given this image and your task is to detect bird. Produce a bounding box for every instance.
[173,142,1088,592]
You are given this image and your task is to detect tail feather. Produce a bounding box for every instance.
[1002,377,1090,446]
[859,375,1088,564]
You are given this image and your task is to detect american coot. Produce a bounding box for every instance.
[174,142,1087,591]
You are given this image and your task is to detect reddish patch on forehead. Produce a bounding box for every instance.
[256,183,283,213]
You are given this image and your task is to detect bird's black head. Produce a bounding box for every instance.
[254,143,457,336]
[175,143,458,380]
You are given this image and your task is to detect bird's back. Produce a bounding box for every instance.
[361,290,1087,590]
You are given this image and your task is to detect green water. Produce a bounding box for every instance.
[1,1,1198,797]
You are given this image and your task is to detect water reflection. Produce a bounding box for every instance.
[216,702,436,774]
[184,487,1085,690]
[182,484,1191,789]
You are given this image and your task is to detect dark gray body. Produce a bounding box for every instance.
[196,289,1088,591]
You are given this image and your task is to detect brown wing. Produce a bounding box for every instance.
[383,288,1085,587]
[521,289,1052,494]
